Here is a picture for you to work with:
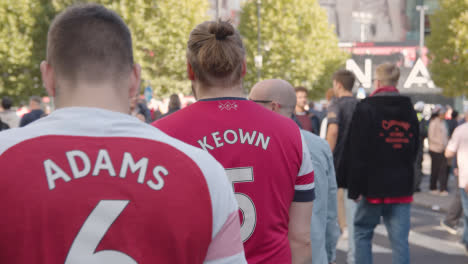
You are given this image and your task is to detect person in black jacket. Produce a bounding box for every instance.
[19,96,45,127]
[346,63,419,264]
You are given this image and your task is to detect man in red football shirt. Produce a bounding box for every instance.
[153,20,315,264]
[0,4,245,264]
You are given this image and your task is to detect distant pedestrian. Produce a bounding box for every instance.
[440,164,462,235]
[295,86,320,135]
[326,69,358,264]
[159,94,181,119]
[413,101,427,192]
[0,97,20,128]
[445,111,468,254]
[346,62,419,264]
[428,105,449,196]
[319,88,335,139]
[19,96,44,127]
[448,110,459,137]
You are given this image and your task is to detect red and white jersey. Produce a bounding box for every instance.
[154,98,315,264]
[0,107,246,264]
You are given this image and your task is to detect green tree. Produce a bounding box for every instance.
[0,0,54,101]
[426,0,468,96]
[52,0,209,97]
[0,0,208,102]
[239,0,348,98]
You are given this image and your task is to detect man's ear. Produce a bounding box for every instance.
[40,61,56,97]
[129,63,142,98]
[241,59,247,78]
[187,62,195,81]
[271,101,281,112]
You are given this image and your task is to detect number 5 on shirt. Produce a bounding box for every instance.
[225,167,256,242]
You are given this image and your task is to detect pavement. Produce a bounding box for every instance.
[413,152,457,213]
[335,151,468,263]
[336,205,468,264]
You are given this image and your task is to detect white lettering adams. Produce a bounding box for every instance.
[44,150,168,191]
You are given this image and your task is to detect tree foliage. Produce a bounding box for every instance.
[426,0,468,96]
[0,0,54,102]
[0,0,208,102]
[238,0,348,98]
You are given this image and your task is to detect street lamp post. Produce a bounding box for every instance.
[416,5,429,58]
[256,0,262,81]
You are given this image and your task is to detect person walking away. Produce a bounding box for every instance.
[440,164,463,235]
[445,110,468,254]
[428,105,449,196]
[0,97,20,128]
[346,62,419,264]
[326,69,358,264]
[0,4,246,263]
[159,94,181,119]
[319,88,335,139]
[413,101,427,192]
[153,21,315,264]
[249,79,340,264]
[19,96,45,127]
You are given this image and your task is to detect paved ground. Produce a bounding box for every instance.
[336,205,467,264]
[335,152,468,263]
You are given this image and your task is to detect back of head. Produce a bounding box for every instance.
[414,101,424,113]
[30,96,42,105]
[375,63,400,87]
[333,70,355,91]
[1,97,13,110]
[250,79,296,117]
[47,4,133,85]
[187,20,245,88]
[168,94,181,110]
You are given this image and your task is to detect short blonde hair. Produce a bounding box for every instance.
[375,63,400,87]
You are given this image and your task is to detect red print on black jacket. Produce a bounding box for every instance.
[379,120,413,149]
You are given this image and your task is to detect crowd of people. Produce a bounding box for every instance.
[0,3,467,264]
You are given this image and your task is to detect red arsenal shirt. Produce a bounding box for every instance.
[154,98,315,264]
[0,107,246,264]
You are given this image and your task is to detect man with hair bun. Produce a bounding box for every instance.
[0,4,245,263]
[154,20,316,264]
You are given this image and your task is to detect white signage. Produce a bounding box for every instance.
[403,58,435,89]
[346,57,435,89]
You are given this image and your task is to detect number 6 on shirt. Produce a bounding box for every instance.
[225,167,256,242]
[65,200,137,264]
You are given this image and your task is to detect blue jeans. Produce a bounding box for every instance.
[354,199,411,264]
[343,189,357,264]
[460,189,468,245]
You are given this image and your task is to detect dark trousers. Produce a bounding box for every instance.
[429,151,448,191]
[445,176,462,226]
[413,143,424,191]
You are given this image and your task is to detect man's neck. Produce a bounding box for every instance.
[337,90,353,98]
[54,84,130,114]
[195,83,244,100]
[295,106,306,113]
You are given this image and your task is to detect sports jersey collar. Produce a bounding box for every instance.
[50,107,137,121]
[198,97,247,102]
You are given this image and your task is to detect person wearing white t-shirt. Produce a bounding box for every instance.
[446,111,468,254]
